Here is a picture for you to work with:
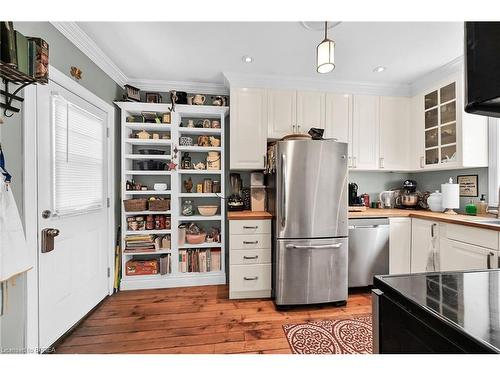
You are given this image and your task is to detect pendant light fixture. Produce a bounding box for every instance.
[316,21,335,73]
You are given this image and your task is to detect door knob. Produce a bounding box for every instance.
[41,228,60,253]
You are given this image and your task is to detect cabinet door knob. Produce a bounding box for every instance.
[420,156,425,168]
[487,252,495,269]
[379,157,385,168]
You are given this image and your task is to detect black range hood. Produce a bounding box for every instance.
[464,22,500,118]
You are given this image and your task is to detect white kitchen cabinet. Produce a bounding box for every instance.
[351,95,380,170]
[230,88,267,170]
[379,96,410,170]
[389,218,411,274]
[267,89,297,139]
[296,90,325,133]
[413,72,488,170]
[440,238,498,272]
[324,93,351,143]
[411,219,440,273]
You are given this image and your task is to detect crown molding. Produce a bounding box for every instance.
[51,22,128,87]
[223,72,412,97]
[409,55,464,96]
[127,78,229,95]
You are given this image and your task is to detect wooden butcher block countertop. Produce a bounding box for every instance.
[349,208,500,231]
[227,211,273,220]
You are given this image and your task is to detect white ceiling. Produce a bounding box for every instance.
[77,21,464,86]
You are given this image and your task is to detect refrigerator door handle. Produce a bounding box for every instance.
[281,153,287,228]
[286,243,342,250]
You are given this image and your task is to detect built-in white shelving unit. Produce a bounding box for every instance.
[116,102,228,290]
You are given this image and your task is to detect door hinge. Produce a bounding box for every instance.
[107,267,111,278]
[107,197,110,208]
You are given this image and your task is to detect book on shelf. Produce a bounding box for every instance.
[179,248,221,273]
[159,254,172,275]
[14,31,28,75]
[124,233,170,253]
[1,22,17,66]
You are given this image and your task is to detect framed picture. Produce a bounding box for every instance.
[145,92,162,103]
[457,174,478,197]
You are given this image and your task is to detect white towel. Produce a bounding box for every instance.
[0,181,32,283]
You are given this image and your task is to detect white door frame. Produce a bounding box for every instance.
[24,65,116,352]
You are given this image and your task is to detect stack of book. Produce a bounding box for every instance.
[178,248,221,273]
[124,234,171,253]
[159,254,172,275]
[124,234,156,253]
[125,259,158,276]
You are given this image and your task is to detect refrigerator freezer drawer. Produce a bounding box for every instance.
[229,264,272,299]
[230,234,272,250]
[230,248,271,265]
[229,220,271,235]
[275,237,348,305]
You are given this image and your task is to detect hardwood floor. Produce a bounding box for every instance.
[55,285,371,354]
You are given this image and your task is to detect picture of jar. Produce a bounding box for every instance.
[182,200,194,216]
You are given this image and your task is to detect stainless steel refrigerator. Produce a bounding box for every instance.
[267,139,348,306]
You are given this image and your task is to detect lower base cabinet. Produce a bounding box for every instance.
[229,219,272,299]
[440,238,499,272]
[389,218,411,274]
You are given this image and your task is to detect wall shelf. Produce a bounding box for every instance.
[116,101,227,290]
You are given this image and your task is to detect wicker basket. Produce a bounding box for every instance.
[123,199,148,212]
[148,199,170,211]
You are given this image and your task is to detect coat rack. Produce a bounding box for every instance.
[0,61,39,117]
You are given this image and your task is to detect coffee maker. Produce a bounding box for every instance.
[349,182,363,206]
[228,173,244,211]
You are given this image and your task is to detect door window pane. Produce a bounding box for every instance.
[425,90,438,110]
[440,82,456,103]
[425,128,439,148]
[425,108,438,129]
[440,123,456,145]
[440,101,456,124]
[52,95,105,214]
[441,145,457,163]
[425,148,439,165]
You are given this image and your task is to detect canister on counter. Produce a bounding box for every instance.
[361,193,370,207]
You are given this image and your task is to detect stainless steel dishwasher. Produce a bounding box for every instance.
[348,218,389,287]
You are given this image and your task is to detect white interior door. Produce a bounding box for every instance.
[37,81,109,349]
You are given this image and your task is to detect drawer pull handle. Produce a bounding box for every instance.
[244,276,259,281]
[243,226,258,229]
[243,241,258,244]
[243,255,259,260]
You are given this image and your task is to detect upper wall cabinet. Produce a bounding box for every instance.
[351,95,380,170]
[413,72,488,170]
[230,88,267,170]
[379,96,410,171]
[267,90,297,139]
[324,93,351,144]
[296,91,325,132]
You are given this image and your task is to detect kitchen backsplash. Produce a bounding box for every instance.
[350,167,489,211]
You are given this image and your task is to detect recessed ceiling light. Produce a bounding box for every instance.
[373,66,387,73]
[242,55,253,63]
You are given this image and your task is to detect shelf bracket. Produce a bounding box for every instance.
[1,79,33,117]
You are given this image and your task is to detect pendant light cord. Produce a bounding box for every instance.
[324,21,328,39]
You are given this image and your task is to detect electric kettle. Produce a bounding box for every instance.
[379,191,395,209]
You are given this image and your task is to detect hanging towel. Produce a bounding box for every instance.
[0,180,32,283]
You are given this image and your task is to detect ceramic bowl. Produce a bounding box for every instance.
[197,205,218,216]
[186,232,207,244]
[427,191,444,212]
[154,183,168,191]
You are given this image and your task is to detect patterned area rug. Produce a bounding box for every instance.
[283,315,372,354]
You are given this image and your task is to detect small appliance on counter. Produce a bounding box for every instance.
[379,190,396,209]
[348,183,365,211]
[228,173,244,211]
[395,180,419,209]
[250,172,266,211]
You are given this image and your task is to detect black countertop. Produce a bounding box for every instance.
[374,269,500,353]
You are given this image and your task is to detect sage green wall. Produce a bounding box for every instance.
[0,21,122,352]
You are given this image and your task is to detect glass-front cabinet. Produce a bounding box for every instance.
[423,81,457,167]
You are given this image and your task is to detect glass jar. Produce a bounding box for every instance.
[181,152,192,170]
[182,200,194,216]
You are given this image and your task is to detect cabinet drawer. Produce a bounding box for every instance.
[230,248,271,265]
[444,224,498,250]
[229,219,271,235]
[230,233,271,250]
[230,264,271,292]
